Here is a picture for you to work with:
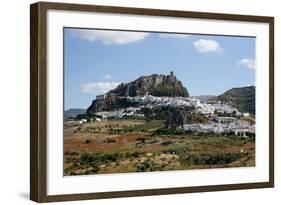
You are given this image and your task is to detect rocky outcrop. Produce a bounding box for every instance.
[87,72,189,113]
[165,107,209,128]
[107,72,189,97]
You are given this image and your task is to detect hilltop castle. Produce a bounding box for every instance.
[95,70,184,100]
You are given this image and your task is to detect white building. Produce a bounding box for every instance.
[96,94,107,100]
[79,119,87,124]
[243,113,250,117]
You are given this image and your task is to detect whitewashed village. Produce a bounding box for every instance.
[76,94,255,138]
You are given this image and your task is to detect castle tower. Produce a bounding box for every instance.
[170,71,175,77]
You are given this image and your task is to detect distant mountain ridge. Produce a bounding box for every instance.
[87,72,189,113]
[214,86,255,114]
[194,95,217,103]
[64,108,86,119]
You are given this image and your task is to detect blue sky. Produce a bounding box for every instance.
[64,28,255,110]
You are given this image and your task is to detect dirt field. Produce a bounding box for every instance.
[64,119,255,176]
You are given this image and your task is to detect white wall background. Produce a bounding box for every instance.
[0,0,279,204]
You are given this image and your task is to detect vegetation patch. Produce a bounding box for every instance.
[182,153,243,166]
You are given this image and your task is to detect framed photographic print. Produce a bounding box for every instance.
[30,1,274,202]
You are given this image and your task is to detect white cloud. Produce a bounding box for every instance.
[103,74,112,80]
[237,58,256,69]
[193,39,223,53]
[158,33,190,38]
[69,29,149,45]
[82,82,120,94]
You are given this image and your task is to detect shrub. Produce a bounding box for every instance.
[154,127,188,136]
[92,164,100,173]
[131,151,140,158]
[143,160,152,169]
[161,140,173,146]
[84,139,92,144]
[125,152,132,158]
[103,138,117,143]
[183,153,242,166]
[200,153,241,164]
[65,151,79,156]
[80,153,99,164]
[136,164,146,172]
[145,139,160,144]
[136,137,145,143]
[101,153,119,162]
[83,170,91,175]
[136,160,152,172]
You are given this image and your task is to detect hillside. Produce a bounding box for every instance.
[87,95,139,113]
[215,86,255,114]
[87,72,189,113]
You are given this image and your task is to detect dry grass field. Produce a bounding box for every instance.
[64,119,255,176]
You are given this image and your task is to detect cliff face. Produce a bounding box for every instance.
[165,107,209,128]
[87,72,189,113]
[107,73,189,97]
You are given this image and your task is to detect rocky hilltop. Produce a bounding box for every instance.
[108,71,189,97]
[87,71,189,113]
